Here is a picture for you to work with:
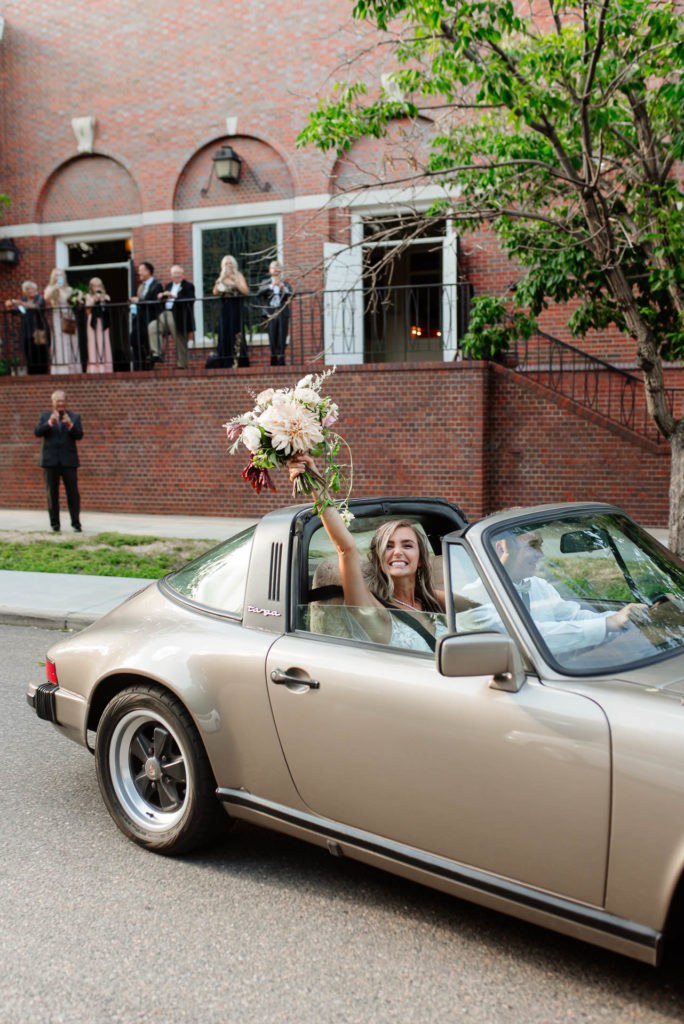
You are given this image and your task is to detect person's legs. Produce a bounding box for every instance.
[170,317,188,369]
[43,467,61,530]
[130,320,150,370]
[61,466,81,530]
[148,316,163,360]
[276,314,289,365]
[267,319,279,366]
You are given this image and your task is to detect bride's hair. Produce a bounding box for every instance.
[366,520,442,612]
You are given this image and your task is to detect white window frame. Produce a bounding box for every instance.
[191,215,283,346]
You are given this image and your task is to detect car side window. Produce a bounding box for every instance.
[448,544,508,636]
[167,526,255,615]
[296,518,448,653]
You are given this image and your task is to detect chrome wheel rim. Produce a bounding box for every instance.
[108,710,190,833]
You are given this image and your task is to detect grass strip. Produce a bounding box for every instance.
[0,532,214,578]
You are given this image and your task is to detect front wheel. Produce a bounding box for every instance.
[95,684,220,855]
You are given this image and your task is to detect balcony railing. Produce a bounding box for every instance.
[0,284,474,374]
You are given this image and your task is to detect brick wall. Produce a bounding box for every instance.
[1,363,670,527]
[486,366,670,524]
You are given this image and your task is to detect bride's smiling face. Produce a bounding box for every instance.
[383,527,421,581]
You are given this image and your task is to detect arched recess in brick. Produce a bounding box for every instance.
[37,155,142,222]
[174,135,294,210]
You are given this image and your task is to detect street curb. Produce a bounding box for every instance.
[0,608,96,630]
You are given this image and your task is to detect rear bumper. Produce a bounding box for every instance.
[27,681,89,745]
[27,682,59,722]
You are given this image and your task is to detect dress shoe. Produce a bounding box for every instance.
[73,525,82,532]
[52,526,60,532]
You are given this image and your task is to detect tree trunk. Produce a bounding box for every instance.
[668,425,684,556]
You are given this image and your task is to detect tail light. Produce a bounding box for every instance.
[46,658,58,686]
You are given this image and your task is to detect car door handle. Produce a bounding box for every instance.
[270,668,320,690]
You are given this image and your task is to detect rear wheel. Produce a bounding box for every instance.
[95,685,220,855]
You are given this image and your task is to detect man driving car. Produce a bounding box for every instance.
[458,529,646,656]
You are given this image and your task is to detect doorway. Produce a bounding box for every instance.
[57,235,133,370]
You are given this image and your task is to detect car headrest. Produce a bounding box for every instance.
[310,555,343,602]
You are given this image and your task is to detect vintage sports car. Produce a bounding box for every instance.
[27,497,684,965]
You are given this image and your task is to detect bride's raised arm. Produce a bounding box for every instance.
[288,454,380,610]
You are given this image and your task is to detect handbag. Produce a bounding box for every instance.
[33,329,47,346]
[62,316,76,334]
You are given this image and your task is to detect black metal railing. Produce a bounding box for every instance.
[0,283,474,374]
[509,330,676,446]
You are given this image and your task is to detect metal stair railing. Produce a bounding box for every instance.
[512,330,675,446]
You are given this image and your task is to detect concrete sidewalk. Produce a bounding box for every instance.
[0,508,257,540]
[0,508,257,630]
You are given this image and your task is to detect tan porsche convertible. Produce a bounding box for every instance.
[27,497,684,965]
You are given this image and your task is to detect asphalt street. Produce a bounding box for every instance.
[4,622,684,1024]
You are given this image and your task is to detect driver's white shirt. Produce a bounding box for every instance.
[457,575,609,655]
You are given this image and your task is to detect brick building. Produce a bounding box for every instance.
[0,0,672,526]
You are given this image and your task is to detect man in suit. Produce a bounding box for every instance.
[129,261,163,369]
[148,265,196,368]
[34,389,84,533]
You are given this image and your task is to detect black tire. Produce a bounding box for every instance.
[95,684,220,855]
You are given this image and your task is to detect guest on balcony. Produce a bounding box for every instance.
[149,265,196,369]
[5,281,49,374]
[257,260,293,366]
[85,278,113,373]
[129,261,163,369]
[207,255,250,369]
[44,268,80,375]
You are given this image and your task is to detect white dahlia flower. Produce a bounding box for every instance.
[258,401,324,454]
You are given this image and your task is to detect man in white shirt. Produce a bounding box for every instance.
[148,265,196,368]
[458,529,645,656]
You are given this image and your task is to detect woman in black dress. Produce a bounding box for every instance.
[211,255,250,368]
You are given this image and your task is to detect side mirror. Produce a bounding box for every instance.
[436,632,525,692]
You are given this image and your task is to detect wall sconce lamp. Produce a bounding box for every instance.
[0,239,20,265]
[213,144,243,184]
[201,144,271,196]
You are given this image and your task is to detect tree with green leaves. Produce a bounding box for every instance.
[299,0,684,549]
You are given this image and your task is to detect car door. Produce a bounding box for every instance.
[265,625,611,906]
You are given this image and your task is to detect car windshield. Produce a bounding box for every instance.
[459,512,684,673]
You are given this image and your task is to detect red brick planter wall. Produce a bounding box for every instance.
[1,363,670,528]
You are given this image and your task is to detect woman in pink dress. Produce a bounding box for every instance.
[85,277,113,373]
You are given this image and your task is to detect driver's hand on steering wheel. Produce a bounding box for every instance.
[606,602,648,632]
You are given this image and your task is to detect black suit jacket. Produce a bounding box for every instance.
[135,278,164,327]
[162,280,196,334]
[34,411,83,468]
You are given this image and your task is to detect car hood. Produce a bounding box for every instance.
[607,651,684,698]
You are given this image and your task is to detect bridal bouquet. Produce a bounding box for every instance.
[224,368,353,522]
